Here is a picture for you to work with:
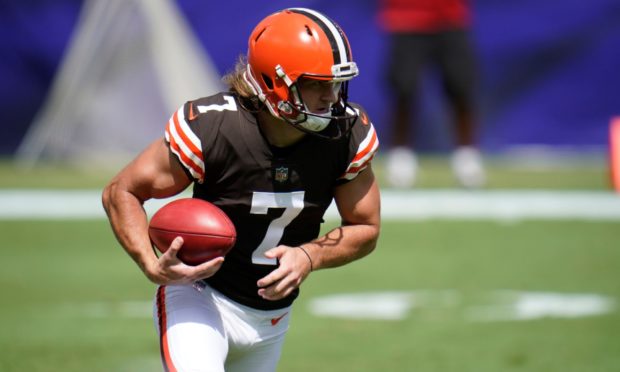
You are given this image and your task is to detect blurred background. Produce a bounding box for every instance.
[2,0,619,169]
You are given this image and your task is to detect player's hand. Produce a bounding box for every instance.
[257,245,312,301]
[146,237,224,285]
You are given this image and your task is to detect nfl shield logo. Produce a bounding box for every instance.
[274,166,289,183]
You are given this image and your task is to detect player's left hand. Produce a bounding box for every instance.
[257,245,312,301]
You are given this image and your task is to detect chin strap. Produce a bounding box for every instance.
[279,103,359,141]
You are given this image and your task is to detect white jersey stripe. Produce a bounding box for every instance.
[170,109,204,169]
[175,106,202,153]
[167,119,204,175]
[164,105,205,180]
[355,124,377,159]
[341,124,379,180]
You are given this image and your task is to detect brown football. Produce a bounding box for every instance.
[148,198,236,265]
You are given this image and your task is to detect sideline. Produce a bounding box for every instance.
[1,189,620,220]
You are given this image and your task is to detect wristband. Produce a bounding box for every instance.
[297,246,313,271]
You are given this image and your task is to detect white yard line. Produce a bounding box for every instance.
[1,189,620,220]
[308,290,617,321]
[57,290,617,322]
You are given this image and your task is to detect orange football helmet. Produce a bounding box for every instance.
[244,8,359,139]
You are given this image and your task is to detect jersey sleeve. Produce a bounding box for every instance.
[339,106,380,181]
[164,102,205,182]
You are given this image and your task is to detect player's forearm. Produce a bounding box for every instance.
[301,223,379,271]
[102,182,158,276]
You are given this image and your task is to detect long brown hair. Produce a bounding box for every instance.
[222,55,254,98]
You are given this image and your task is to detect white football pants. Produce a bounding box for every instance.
[153,284,291,372]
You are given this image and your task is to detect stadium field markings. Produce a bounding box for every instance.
[58,290,616,322]
[307,290,617,321]
[2,189,620,220]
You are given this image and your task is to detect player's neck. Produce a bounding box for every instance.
[257,111,306,148]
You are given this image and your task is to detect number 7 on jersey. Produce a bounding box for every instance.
[250,191,305,265]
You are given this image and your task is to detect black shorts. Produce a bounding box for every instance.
[386,29,478,104]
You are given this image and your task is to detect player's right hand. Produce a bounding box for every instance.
[146,237,224,285]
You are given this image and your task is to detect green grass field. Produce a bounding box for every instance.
[1,157,619,371]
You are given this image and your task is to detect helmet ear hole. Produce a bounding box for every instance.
[261,74,274,90]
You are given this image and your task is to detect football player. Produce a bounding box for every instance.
[102,8,380,372]
[379,0,486,188]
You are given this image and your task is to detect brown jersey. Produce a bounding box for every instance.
[164,92,378,310]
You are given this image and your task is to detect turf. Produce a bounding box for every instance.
[1,219,618,371]
[0,156,618,371]
[281,220,620,372]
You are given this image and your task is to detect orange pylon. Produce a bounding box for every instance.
[610,117,620,193]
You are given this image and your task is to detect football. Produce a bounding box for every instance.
[148,198,236,265]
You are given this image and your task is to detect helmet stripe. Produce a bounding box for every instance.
[289,8,350,65]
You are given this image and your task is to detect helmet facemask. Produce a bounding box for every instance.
[275,72,359,141]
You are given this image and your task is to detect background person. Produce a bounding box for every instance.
[378,0,485,188]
